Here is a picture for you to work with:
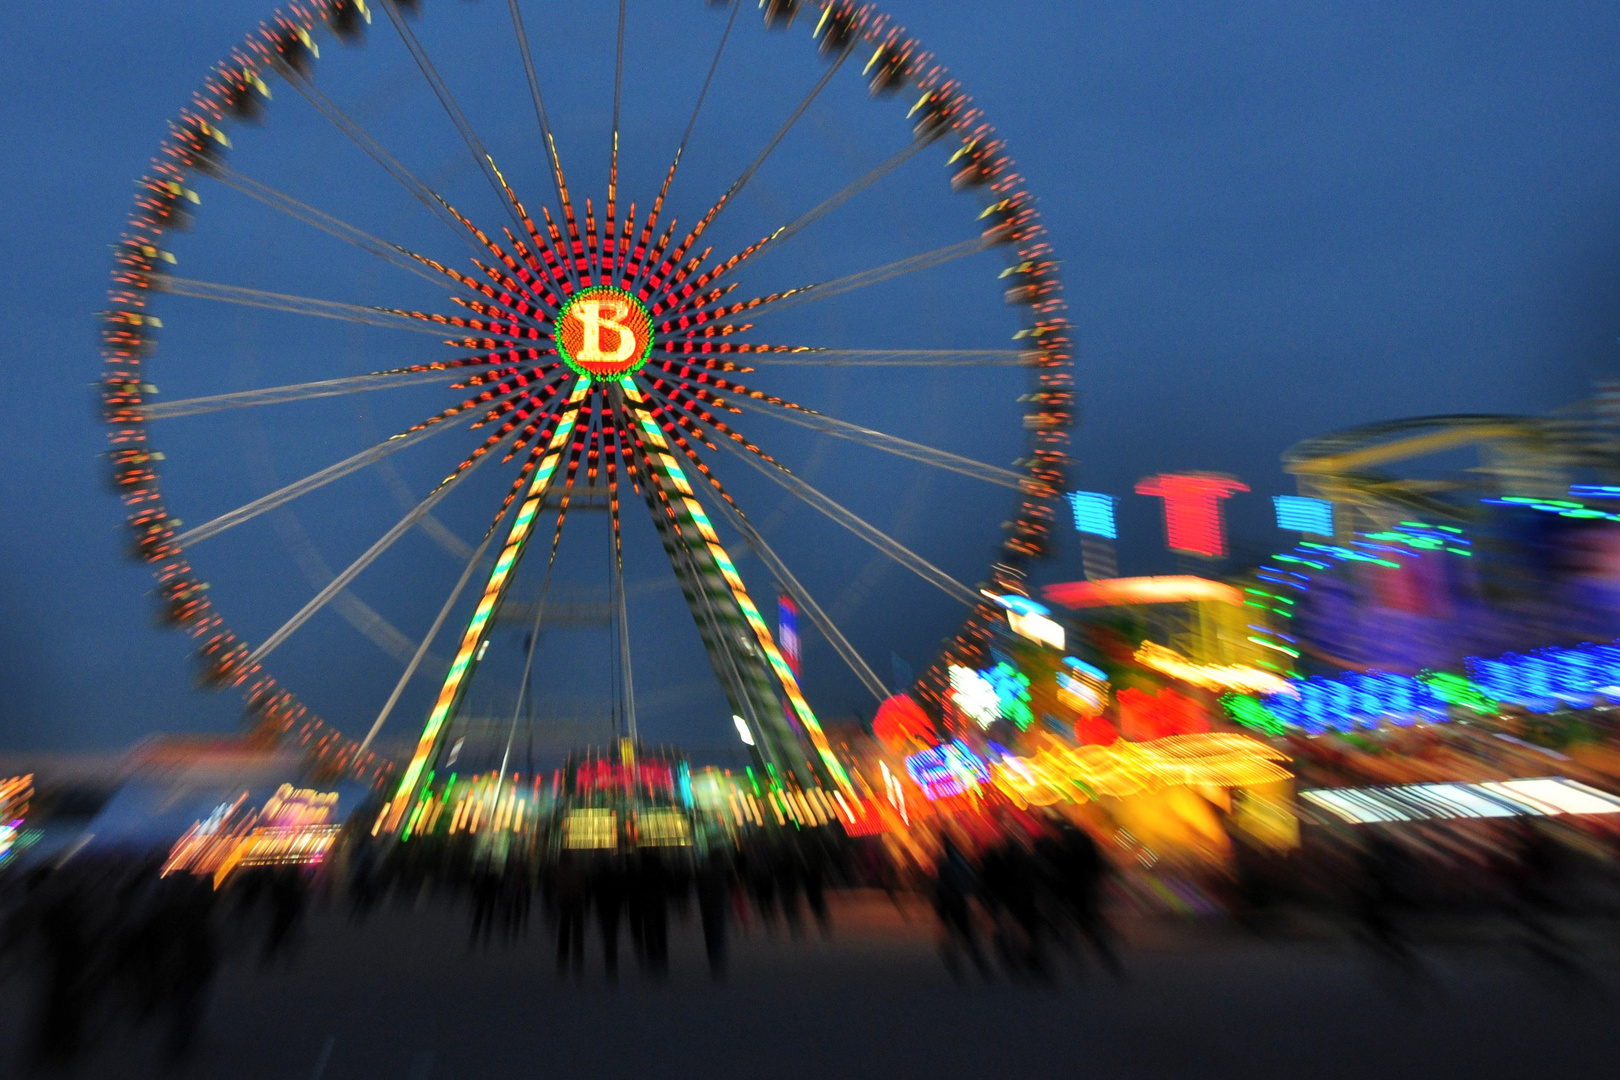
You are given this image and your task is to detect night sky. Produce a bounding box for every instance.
[1,0,1615,761]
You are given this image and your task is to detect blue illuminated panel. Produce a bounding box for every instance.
[1274,495,1334,536]
[1067,491,1117,539]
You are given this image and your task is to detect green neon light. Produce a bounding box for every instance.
[393,408,582,804]
[1248,635,1300,658]
[1221,693,1284,736]
[1419,670,1496,713]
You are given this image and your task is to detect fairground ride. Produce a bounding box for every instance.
[99,1,1072,820]
[1282,391,1620,535]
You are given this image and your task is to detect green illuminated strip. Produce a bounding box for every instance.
[393,394,585,805]
[632,405,851,790]
[1248,635,1300,658]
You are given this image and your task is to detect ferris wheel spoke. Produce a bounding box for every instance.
[755,135,938,266]
[143,369,465,421]
[696,418,979,607]
[607,0,626,240]
[176,410,473,548]
[659,235,994,329]
[154,277,477,337]
[620,419,774,747]
[691,476,887,703]
[205,166,463,292]
[245,424,516,666]
[359,520,501,755]
[379,0,531,242]
[679,37,855,255]
[727,397,1024,489]
[505,0,573,236]
[647,135,939,301]
[746,348,1028,367]
[280,68,487,255]
[644,0,743,242]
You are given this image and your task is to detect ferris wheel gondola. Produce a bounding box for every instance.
[100,0,1073,813]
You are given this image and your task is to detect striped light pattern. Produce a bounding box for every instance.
[392,387,587,810]
[1066,491,1116,539]
[630,402,852,793]
[1273,495,1333,536]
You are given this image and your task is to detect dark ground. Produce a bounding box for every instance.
[3,891,1619,1080]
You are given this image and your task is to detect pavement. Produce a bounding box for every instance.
[3,890,1619,1079]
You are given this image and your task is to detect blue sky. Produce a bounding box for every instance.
[1,0,1616,760]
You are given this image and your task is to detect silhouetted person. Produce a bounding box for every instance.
[933,836,988,980]
[1355,830,1409,959]
[553,852,587,977]
[262,868,307,966]
[594,857,626,979]
[981,836,1047,977]
[161,876,219,1063]
[696,849,734,977]
[1043,821,1119,973]
[636,851,671,976]
[802,841,830,933]
[21,872,97,1070]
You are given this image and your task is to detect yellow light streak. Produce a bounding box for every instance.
[1134,641,1297,696]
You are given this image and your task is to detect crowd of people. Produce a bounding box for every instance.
[0,857,313,1071]
[343,828,846,980]
[3,804,1616,1071]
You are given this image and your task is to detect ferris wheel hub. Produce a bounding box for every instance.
[554,284,654,382]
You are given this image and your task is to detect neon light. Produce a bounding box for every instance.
[1063,656,1107,681]
[1044,575,1244,609]
[1303,778,1620,824]
[394,393,586,810]
[990,733,1290,807]
[1136,473,1248,557]
[1221,693,1284,736]
[905,741,990,800]
[985,661,1034,729]
[1273,495,1333,535]
[1066,491,1116,538]
[778,595,800,676]
[632,405,851,791]
[948,664,1000,728]
[554,285,653,381]
[1134,641,1295,696]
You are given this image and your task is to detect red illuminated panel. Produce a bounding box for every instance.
[1043,575,1243,609]
[872,693,934,750]
[1117,687,1210,741]
[1135,473,1249,557]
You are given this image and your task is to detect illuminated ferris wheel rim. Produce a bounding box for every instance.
[100,0,1074,790]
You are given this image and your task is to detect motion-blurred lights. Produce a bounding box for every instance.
[1301,777,1620,824]
[905,741,991,801]
[948,664,1001,729]
[732,714,755,746]
[1134,641,1295,696]
[986,593,1066,651]
[1066,491,1117,539]
[1273,495,1334,536]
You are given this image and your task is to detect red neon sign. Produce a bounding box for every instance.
[555,285,653,380]
[1135,473,1248,558]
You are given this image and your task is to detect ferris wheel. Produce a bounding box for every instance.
[100,0,1072,808]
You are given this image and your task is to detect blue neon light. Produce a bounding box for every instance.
[905,741,991,800]
[1067,491,1117,539]
[1274,495,1334,536]
[1062,656,1108,681]
[1257,640,1620,730]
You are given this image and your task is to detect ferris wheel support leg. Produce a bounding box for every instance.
[622,384,853,794]
[387,380,590,827]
